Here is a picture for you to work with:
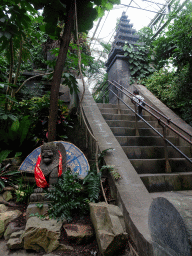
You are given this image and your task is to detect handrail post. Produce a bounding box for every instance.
[117,97,120,114]
[117,84,120,114]
[135,104,139,136]
[159,121,171,173]
[103,95,106,103]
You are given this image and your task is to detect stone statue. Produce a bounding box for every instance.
[30,142,67,202]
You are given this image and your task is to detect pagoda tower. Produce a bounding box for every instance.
[105,12,140,102]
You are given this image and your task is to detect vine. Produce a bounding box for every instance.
[123,42,155,84]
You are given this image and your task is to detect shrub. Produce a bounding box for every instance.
[46,168,101,222]
[144,67,192,126]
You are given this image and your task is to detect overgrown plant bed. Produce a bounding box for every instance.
[1,202,132,256]
[1,208,100,256]
[0,112,134,255]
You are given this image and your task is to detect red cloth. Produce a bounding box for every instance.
[34,150,62,188]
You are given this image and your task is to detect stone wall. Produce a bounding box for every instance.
[107,57,130,104]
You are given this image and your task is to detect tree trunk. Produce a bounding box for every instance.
[48,2,74,142]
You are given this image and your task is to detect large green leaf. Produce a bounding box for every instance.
[0,179,5,190]
[0,150,12,164]
[11,119,20,132]
[2,170,20,176]
[18,116,31,146]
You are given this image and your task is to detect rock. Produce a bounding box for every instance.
[22,216,62,253]
[0,204,8,213]
[0,210,22,238]
[26,202,49,221]
[90,202,128,256]
[10,229,24,239]
[7,230,24,250]
[57,244,74,252]
[7,237,23,250]
[0,195,17,207]
[4,222,25,240]
[3,186,15,191]
[63,223,94,244]
[3,191,12,202]
[30,192,48,203]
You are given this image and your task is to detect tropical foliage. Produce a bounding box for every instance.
[0,0,121,143]
[46,168,101,222]
[132,1,192,126]
[123,42,154,83]
[145,66,192,126]
[0,149,21,191]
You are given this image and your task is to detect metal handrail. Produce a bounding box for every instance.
[113,80,192,140]
[101,80,192,166]
[92,81,108,97]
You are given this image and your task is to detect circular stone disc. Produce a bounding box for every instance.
[19,141,89,179]
[148,197,190,256]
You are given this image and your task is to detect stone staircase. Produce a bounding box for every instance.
[97,102,192,193]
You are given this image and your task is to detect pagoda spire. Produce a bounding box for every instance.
[106,11,139,71]
[105,12,140,103]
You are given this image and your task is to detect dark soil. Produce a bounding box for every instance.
[10,205,101,256]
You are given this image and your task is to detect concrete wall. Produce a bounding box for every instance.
[77,79,192,255]
[77,79,154,256]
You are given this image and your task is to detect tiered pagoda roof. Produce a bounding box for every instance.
[106,12,140,71]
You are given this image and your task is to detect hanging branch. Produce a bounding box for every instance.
[11,39,23,99]
[7,37,14,93]
[14,39,23,87]
[74,0,85,106]
[15,71,54,94]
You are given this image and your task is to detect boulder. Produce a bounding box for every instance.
[26,202,49,221]
[3,191,12,202]
[0,204,8,213]
[4,222,25,240]
[0,209,22,238]
[63,223,94,244]
[3,186,15,191]
[22,216,62,253]
[90,202,128,256]
[7,230,24,249]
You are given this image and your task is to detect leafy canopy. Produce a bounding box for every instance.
[30,0,120,38]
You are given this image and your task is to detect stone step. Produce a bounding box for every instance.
[110,127,176,137]
[139,172,192,192]
[97,103,127,109]
[122,146,192,159]
[106,120,161,128]
[111,127,161,136]
[116,136,179,146]
[99,108,131,115]
[102,113,156,121]
[130,158,192,174]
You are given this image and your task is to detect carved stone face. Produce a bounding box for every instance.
[41,149,54,165]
